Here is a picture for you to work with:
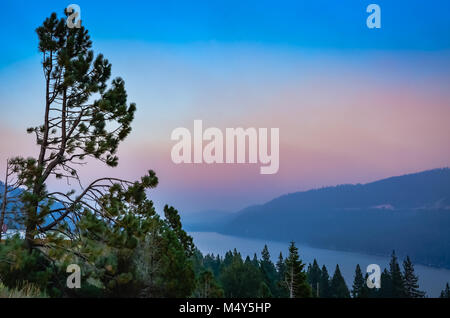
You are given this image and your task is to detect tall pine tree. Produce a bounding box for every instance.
[307,259,321,297]
[260,245,278,297]
[402,256,425,298]
[319,265,331,298]
[282,242,311,298]
[330,264,350,298]
[389,251,405,298]
[351,264,366,298]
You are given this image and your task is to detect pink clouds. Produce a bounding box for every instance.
[1,46,450,212]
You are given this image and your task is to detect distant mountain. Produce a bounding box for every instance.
[180,210,236,232]
[0,181,70,231]
[215,168,450,268]
[0,181,23,229]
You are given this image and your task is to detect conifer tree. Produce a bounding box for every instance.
[282,242,311,298]
[378,268,392,298]
[389,251,405,298]
[0,10,197,297]
[351,264,366,298]
[276,252,285,279]
[8,10,155,253]
[402,256,425,298]
[319,265,331,298]
[307,259,321,297]
[330,264,350,298]
[260,245,278,297]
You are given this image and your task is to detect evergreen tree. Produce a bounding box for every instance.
[351,264,366,298]
[260,245,278,297]
[252,253,259,268]
[378,268,392,298]
[275,252,288,297]
[330,264,350,298]
[402,256,425,298]
[219,250,263,297]
[362,272,375,298]
[9,11,143,251]
[307,259,321,297]
[440,283,450,298]
[319,265,331,298]
[276,252,285,279]
[1,10,179,296]
[389,251,405,298]
[282,242,311,298]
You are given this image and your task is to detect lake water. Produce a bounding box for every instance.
[190,232,450,298]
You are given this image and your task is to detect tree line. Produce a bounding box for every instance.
[192,244,449,298]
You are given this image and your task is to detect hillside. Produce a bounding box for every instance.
[214,168,450,268]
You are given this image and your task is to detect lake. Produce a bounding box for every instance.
[190,231,450,298]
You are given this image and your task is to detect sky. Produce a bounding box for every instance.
[1,0,450,213]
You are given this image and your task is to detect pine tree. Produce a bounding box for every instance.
[378,268,392,298]
[319,265,331,298]
[402,256,425,298]
[282,242,311,298]
[440,283,450,298]
[276,252,285,279]
[362,272,376,298]
[0,10,202,297]
[307,259,321,297]
[330,264,350,298]
[389,251,405,298]
[260,245,278,297]
[351,264,366,298]
[275,252,288,297]
[220,250,263,297]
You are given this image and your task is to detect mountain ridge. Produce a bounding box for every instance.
[184,168,450,268]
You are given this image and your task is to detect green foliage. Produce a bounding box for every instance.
[319,265,331,298]
[330,265,350,298]
[219,250,264,297]
[307,259,321,297]
[282,242,311,298]
[403,256,425,298]
[0,236,65,297]
[389,251,406,298]
[193,270,224,298]
[351,264,365,298]
[260,245,279,297]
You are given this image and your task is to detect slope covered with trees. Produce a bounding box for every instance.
[219,168,450,268]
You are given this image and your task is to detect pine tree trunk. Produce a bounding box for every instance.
[0,161,9,241]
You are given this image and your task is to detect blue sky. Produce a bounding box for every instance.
[2,0,450,69]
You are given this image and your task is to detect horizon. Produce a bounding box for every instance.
[1,0,450,213]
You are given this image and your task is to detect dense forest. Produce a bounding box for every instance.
[192,244,450,298]
[3,231,450,298]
